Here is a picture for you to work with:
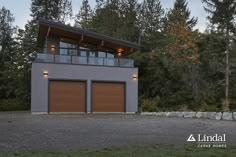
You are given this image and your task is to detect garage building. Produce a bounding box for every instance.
[31,19,138,114]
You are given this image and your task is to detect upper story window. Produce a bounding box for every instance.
[60,42,77,49]
[98,52,106,58]
[59,38,77,56]
[89,52,96,57]
[80,50,87,57]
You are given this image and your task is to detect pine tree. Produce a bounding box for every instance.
[203,0,236,111]
[163,0,200,107]
[174,0,198,30]
[89,0,121,37]
[0,7,16,99]
[75,0,93,29]
[198,32,226,110]
[0,7,16,66]
[203,0,235,34]
[58,0,73,22]
[30,0,72,22]
[164,0,199,63]
[140,0,164,37]
[138,0,164,50]
[119,0,139,42]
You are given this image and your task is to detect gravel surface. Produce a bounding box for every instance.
[0,112,235,152]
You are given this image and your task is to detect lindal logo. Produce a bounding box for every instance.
[187,134,196,142]
[187,134,227,148]
[187,134,226,142]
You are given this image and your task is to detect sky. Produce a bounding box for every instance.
[0,0,208,32]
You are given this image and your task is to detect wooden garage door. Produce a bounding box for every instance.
[49,81,86,112]
[92,82,125,112]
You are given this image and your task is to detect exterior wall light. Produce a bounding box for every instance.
[43,71,48,77]
[117,48,123,57]
[117,48,123,53]
[133,74,138,80]
[50,44,56,52]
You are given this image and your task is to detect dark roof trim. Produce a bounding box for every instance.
[38,19,140,50]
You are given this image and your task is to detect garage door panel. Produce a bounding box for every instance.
[92,82,125,112]
[49,81,86,112]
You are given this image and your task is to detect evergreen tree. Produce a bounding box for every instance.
[58,0,73,22]
[137,0,164,50]
[119,0,139,42]
[90,0,122,38]
[197,32,226,111]
[140,0,164,37]
[75,0,93,29]
[90,0,139,42]
[174,0,198,30]
[0,7,16,67]
[203,0,236,110]
[0,7,16,99]
[31,0,72,22]
[162,0,200,109]
[164,0,199,63]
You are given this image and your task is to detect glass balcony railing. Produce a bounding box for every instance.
[34,53,134,68]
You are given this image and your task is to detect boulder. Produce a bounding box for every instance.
[183,112,196,118]
[141,112,156,116]
[222,112,233,121]
[233,112,236,120]
[155,112,165,116]
[215,112,222,120]
[167,112,177,117]
[175,112,184,117]
[196,112,207,119]
[206,112,217,120]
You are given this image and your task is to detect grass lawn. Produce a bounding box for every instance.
[1,145,236,157]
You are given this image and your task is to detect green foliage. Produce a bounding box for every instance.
[203,0,236,34]
[197,32,225,110]
[0,99,29,111]
[74,0,93,29]
[87,0,139,42]
[203,0,236,111]
[174,0,198,30]
[0,7,18,100]
[31,0,72,22]
[137,0,164,50]
[140,96,160,112]
[134,0,236,112]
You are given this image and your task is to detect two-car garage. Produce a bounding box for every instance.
[31,63,138,114]
[49,80,125,113]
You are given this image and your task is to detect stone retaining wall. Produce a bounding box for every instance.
[141,112,236,121]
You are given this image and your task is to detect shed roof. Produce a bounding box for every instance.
[37,19,140,55]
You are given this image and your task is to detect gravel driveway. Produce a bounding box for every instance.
[0,112,235,152]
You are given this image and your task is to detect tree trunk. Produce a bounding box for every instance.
[225,28,230,111]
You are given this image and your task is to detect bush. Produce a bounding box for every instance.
[0,99,30,111]
[140,96,160,112]
[229,102,236,112]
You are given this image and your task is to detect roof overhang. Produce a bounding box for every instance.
[37,19,140,55]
